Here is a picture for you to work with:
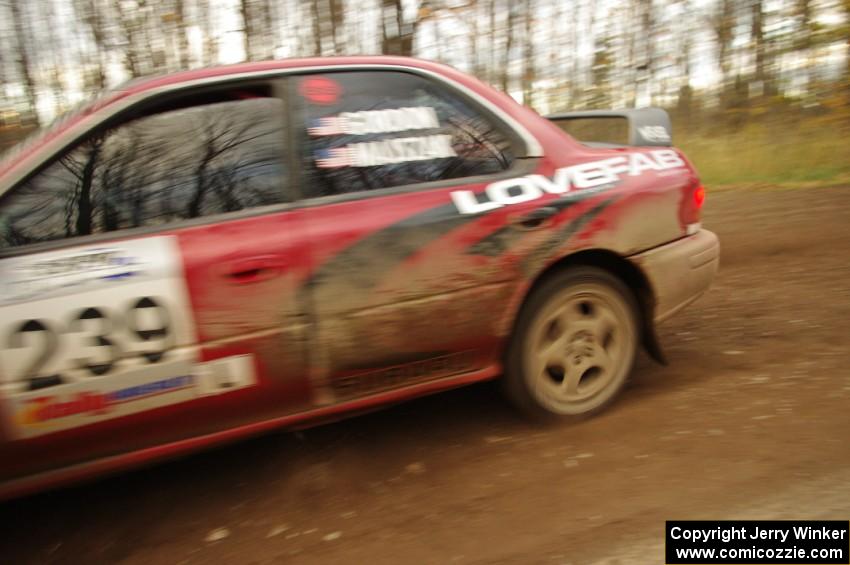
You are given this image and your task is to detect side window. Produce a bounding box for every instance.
[0,91,288,250]
[298,71,517,199]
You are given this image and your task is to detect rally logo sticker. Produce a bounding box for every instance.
[299,76,341,105]
[451,149,687,214]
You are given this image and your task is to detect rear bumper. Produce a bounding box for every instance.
[629,229,720,323]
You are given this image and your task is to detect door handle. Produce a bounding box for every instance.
[222,255,286,284]
[511,206,558,230]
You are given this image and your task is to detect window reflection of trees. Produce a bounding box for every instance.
[0,98,286,249]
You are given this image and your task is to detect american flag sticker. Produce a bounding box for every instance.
[307,116,346,137]
[315,147,355,168]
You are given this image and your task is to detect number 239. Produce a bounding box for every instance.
[5,296,173,385]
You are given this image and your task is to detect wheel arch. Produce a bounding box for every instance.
[508,249,666,365]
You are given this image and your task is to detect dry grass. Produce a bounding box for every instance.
[676,119,850,188]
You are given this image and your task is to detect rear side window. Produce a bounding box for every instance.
[0,94,288,250]
[297,71,517,199]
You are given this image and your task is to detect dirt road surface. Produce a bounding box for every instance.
[2,186,849,564]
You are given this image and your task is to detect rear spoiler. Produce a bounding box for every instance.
[546,107,672,147]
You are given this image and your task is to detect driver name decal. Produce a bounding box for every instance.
[315,134,456,168]
[308,106,440,137]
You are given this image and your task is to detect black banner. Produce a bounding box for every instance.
[666,521,849,564]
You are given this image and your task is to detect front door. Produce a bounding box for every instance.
[290,69,538,402]
[0,79,312,482]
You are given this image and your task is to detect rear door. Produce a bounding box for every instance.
[291,69,541,403]
[0,79,312,481]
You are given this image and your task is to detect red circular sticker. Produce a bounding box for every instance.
[300,76,341,105]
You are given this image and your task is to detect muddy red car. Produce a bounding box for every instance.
[0,56,718,499]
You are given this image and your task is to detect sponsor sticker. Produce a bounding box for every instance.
[7,356,195,438]
[5,354,257,439]
[638,125,671,143]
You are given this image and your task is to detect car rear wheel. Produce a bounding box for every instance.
[503,266,639,420]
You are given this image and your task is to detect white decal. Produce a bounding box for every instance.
[316,134,456,168]
[0,236,259,439]
[451,149,686,214]
[637,125,671,143]
[0,237,196,390]
[195,354,256,396]
[308,106,440,137]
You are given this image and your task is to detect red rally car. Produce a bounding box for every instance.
[0,56,719,499]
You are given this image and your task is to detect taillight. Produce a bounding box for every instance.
[682,179,704,232]
[694,185,706,208]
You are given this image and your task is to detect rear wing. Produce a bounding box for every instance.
[546,107,672,147]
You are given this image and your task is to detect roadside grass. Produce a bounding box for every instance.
[676,121,850,190]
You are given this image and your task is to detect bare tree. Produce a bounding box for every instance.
[175,0,191,68]
[711,0,736,105]
[749,0,775,97]
[9,1,39,127]
[311,0,322,55]
[675,1,695,117]
[382,0,415,56]
[241,0,275,60]
[73,0,109,90]
[636,0,655,105]
[500,2,521,93]
[186,111,279,218]
[844,0,850,108]
[521,0,536,108]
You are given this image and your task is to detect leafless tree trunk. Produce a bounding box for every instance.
[381,0,414,56]
[676,1,695,118]
[175,0,191,68]
[240,0,255,60]
[75,138,104,236]
[522,0,535,108]
[311,0,322,55]
[74,0,109,90]
[712,0,735,105]
[795,0,814,96]
[329,0,345,54]
[750,0,772,96]
[844,0,850,108]
[114,1,145,77]
[9,1,40,127]
[635,0,654,105]
[500,2,520,93]
[489,0,498,85]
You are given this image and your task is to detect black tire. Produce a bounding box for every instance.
[502,266,640,421]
